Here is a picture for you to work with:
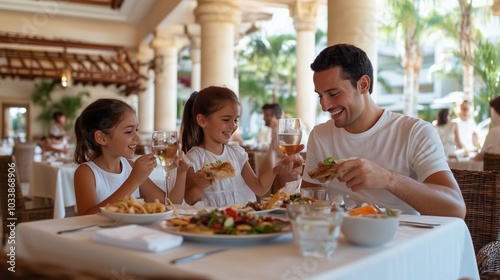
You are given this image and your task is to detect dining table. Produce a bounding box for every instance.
[15,210,480,280]
[447,157,483,171]
[29,160,167,219]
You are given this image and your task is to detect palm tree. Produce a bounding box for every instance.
[472,37,500,122]
[239,34,296,104]
[382,0,441,117]
[457,0,475,106]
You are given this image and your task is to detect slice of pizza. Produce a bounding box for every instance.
[201,160,236,182]
[307,157,337,179]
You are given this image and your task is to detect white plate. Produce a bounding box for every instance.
[158,221,291,244]
[252,208,287,215]
[100,208,174,224]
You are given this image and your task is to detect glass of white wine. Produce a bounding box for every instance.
[151,130,178,207]
[278,118,303,190]
[278,118,302,156]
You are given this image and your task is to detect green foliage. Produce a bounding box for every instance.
[31,81,90,135]
[51,91,90,131]
[472,37,500,122]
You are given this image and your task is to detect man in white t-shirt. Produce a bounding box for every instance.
[301,44,465,218]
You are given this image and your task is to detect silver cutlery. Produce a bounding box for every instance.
[57,219,122,234]
[399,220,440,228]
[170,248,227,264]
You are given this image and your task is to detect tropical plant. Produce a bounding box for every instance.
[51,91,90,131]
[31,81,90,135]
[472,37,500,123]
[381,0,442,117]
[239,34,297,104]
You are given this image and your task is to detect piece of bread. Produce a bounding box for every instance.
[201,161,235,179]
[307,162,337,179]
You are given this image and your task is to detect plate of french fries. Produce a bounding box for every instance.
[100,196,174,224]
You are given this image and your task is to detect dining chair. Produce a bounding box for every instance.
[0,155,54,246]
[12,141,38,196]
[451,169,500,276]
[484,153,500,171]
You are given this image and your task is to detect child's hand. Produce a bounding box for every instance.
[173,151,191,173]
[193,171,214,187]
[273,150,304,181]
[131,154,158,180]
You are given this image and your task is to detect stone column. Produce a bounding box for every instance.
[194,0,241,90]
[186,24,201,92]
[136,44,155,142]
[291,0,318,131]
[327,0,378,99]
[151,28,184,131]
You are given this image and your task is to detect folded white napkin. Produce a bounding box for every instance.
[93,225,183,252]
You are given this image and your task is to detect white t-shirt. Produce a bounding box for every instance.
[186,142,255,207]
[479,126,500,155]
[452,117,478,151]
[303,110,450,215]
[83,157,141,203]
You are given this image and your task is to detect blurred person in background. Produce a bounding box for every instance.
[43,111,69,155]
[434,108,463,160]
[473,95,500,160]
[256,103,283,150]
[452,100,479,152]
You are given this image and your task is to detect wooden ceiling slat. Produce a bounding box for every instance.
[0,32,147,96]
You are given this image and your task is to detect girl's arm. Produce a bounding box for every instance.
[242,146,304,197]
[75,155,159,216]
[184,168,213,205]
[454,123,464,150]
[166,153,191,204]
[74,165,99,216]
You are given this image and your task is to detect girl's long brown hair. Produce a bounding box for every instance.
[74,98,135,164]
[180,86,239,154]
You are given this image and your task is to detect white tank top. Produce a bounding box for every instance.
[83,157,140,203]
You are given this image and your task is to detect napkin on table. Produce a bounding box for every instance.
[92,224,183,252]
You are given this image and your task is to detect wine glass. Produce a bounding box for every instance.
[151,131,178,208]
[278,118,303,191]
[278,118,302,156]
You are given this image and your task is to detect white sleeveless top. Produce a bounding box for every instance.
[83,157,140,203]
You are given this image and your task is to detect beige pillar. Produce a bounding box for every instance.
[291,0,318,130]
[136,44,155,142]
[186,24,201,92]
[327,0,378,99]
[194,0,241,90]
[151,30,182,132]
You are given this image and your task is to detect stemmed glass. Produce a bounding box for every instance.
[151,131,178,208]
[278,118,302,157]
[278,118,303,191]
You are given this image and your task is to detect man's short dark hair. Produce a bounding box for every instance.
[490,95,500,115]
[310,44,374,94]
[261,103,283,119]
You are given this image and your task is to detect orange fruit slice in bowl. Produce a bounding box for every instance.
[347,204,378,216]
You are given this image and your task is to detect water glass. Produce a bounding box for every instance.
[300,187,327,201]
[295,208,344,259]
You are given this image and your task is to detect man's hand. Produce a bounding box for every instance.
[333,157,394,192]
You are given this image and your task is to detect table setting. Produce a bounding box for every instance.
[16,193,480,280]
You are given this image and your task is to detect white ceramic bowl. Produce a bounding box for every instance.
[341,214,399,247]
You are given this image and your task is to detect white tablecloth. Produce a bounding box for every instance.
[16,213,479,280]
[30,162,166,219]
[447,159,483,171]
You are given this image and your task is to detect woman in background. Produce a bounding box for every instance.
[474,95,500,160]
[434,108,463,159]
